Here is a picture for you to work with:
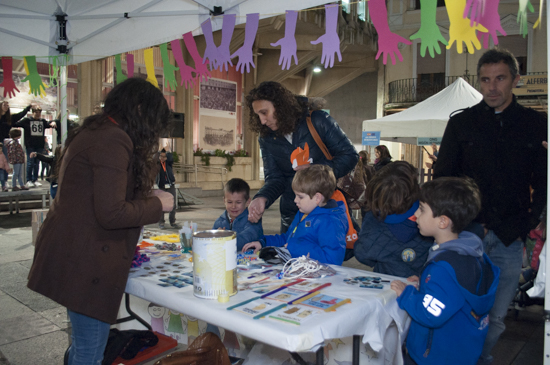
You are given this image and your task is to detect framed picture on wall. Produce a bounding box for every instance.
[199,78,237,151]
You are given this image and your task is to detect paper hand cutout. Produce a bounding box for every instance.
[463,0,486,26]
[115,54,127,85]
[310,5,342,68]
[534,0,544,29]
[445,0,488,54]
[201,19,220,70]
[271,11,299,70]
[23,56,48,97]
[369,0,412,65]
[0,57,19,98]
[126,54,135,77]
[160,43,179,91]
[183,32,211,83]
[518,0,535,37]
[291,143,313,169]
[410,0,448,58]
[144,48,159,88]
[217,14,236,72]
[171,39,197,89]
[477,0,507,49]
[231,13,259,73]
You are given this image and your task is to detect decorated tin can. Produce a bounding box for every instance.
[192,230,238,299]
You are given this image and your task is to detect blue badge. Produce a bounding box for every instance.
[305,221,311,227]
[401,248,416,262]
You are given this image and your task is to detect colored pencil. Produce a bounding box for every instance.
[288,290,321,305]
[310,282,332,292]
[259,278,304,299]
[226,296,259,310]
[324,298,351,312]
[253,303,287,320]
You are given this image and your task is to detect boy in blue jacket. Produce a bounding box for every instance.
[243,165,348,265]
[391,177,500,365]
[213,178,263,252]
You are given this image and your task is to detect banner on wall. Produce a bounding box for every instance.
[199,78,237,151]
[513,75,548,96]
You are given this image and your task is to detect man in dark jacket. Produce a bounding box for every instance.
[15,105,56,187]
[434,48,547,364]
[156,145,180,229]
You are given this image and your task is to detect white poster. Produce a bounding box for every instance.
[199,78,237,151]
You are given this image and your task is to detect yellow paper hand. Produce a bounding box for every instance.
[144,48,159,88]
[445,0,488,54]
[533,0,543,29]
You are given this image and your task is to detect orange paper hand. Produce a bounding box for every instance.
[290,143,313,168]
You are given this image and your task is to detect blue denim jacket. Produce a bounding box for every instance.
[213,208,263,252]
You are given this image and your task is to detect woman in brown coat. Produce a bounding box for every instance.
[27,78,174,365]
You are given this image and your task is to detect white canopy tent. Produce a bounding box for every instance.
[0,0,331,141]
[362,77,483,145]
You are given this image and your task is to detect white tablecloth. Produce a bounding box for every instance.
[124,253,410,354]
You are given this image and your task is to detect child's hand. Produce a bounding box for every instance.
[390,280,407,297]
[242,241,261,254]
[30,152,37,158]
[407,275,420,289]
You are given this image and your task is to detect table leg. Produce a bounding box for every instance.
[9,198,13,214]
[353,335,360,365]
[289,352,309,365]
[115,293,152,330]
[316,346,324,365]
[15,197,19,214]
[42,194,46,209]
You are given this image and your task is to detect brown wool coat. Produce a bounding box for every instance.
[27,122,163,323]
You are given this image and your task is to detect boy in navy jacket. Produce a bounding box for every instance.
[213,178,263,252]
[391,177,500,365]
[243,165,348,265]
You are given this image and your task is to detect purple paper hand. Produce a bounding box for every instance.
[217,14,236,72]
[477,0,506,48]
[170,39,197,89]
[463,0,486,26]
[270,11,299,70]
[369,0,412,65]
[0,57,19,98]
[231,13,259,74]
[310,5,342,68]
[201,19,219,70]
[183,32,211,83]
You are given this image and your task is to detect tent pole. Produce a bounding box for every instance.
[544,1,550,363]
[60,65,67,144]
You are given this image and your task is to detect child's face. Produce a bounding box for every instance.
[415,202,440,237]
[224,191,249,220]
[294,191,321,215]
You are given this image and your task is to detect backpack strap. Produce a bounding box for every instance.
[306,112,333,161]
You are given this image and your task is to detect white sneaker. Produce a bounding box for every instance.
[25,181,35,188]
[34,181,42,187]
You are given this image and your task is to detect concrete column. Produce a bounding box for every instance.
[77,60,103,118]
[242,72,260,180]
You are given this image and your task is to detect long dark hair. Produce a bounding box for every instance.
[58,78,171,195]
[246,81,307,137]
[1,102,12,125]
[375,145,392,160]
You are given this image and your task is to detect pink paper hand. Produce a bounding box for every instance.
[477,0,506,49]
[231,13,259,74]
[201,19,219,70]
[0,57,19,98]
[310,5,342,68]
[271,11,299,70]
[170,39,197,89]
[376,32,412,65]
[183,32,211,83]
[463,0,486,26]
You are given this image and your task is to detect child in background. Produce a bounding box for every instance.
[213,178,263,252]
[242,165,348,265]
[30,146,62,199]
[5,128,28,191]
[354,161,432,277]
[0,142,11,191]
[391,177,500,365]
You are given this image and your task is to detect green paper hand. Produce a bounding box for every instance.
[22,56,48,97]
[445,0,488,54]
[410,0,448,58]
[115,54,127,85]
[518,0,535,37]
[160,43,179,92]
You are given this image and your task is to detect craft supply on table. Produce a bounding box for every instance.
[131,246,150,268]
[344,276,386,289]
[150,234,180,243]
[281,255,337,279]
[179,221,197,253]
[192,230,238,299]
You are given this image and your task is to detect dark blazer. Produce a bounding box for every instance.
[27,122,163,323]
[434,97,547,246]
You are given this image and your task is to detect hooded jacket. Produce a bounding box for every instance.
[213,208,264,252]
[354,201,433,277]
[255,108,358,232]
[397,231,500,365]
[263,199,349,265]
[434,97,547,245]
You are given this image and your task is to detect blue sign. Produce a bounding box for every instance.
[362,131,380,146]
[417,137,442,146]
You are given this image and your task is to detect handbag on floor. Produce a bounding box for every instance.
[154,332,231,365]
